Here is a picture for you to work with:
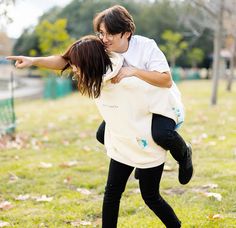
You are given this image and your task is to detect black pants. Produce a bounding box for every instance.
[102,159,181,228]
[96,114,187,163]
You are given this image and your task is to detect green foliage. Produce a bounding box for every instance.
[35,19,75,56]
[160,30,188,67]
[12,0,211,67]
[187,48,205,67]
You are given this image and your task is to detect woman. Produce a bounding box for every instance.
[8,35,182,227]
[63,35,182,227]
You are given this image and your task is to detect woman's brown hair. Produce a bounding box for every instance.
[62,35,112,98]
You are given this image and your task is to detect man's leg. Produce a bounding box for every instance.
[102,159,133,228]
[151,114,193,185]
[96,121,105,144]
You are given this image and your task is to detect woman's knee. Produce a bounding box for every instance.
[104,183,125,203]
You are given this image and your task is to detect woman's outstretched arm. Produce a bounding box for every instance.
[6,55,67,70]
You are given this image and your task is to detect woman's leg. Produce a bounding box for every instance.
[102,159,134,228]
[139,164,181,228]
[96,121,106,144]
[151,114,193,185]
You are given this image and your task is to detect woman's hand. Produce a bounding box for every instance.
[111,66,136,83]
[6,56,33,69]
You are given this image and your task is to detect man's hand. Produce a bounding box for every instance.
[111,66,136,83]
[6,56,33,69]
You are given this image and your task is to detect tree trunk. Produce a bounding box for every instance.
[226,38,235,91]
[211,0,224,105]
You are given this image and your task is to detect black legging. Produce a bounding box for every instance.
[96,114,187,163]
[102,159,181,228]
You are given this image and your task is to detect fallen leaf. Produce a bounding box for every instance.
[0,201,13,210]
[208,141,216,146]
[200,133,208,139]
[202,183,218,189]
[39,162,53,168]
[60,160,78,168]
[15,194,30,201]
[70,219,92,227]
[76,188,92,195]
[8,172,19,183]
[34,195,53,202]
[164,164,175,171]
[203,192,222,201]
[0,221,10,227]
[38,222,48,227]
[63,176,72,184]
[218,135,226,141]
[83,146,91,151]
[207,214,223,220]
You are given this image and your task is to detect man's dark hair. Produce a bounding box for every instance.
[93,5,136,41]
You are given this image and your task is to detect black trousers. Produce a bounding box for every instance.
[102,159,181,228]
[96,114,187,163]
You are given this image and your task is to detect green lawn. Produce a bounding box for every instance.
[1,80,236,227]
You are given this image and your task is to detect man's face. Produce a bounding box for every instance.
[98,23,130,53]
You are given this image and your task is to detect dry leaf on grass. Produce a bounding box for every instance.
[83,146,91,151]
[203,192,222,201]
[60,160,78,168]
[76,188,92,195]
[33,195,53,202]
[70,219,92,226]
[63,176,72,184]
[218,135,226,141]
[207,214,223,220]
[39,162,53,168]
[202,183,218,189]
[0,201,13,210]
[15,194,30,201]
[164,164,175,171]
[8,172,19,183]
[0,221,10,227]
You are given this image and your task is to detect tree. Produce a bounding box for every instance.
[183,0,236,104]
[34,19,74,56]
[0,0,15,25]
[187,48,204,68]
[160,30,188,67]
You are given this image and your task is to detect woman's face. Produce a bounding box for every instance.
[70,64,81,78]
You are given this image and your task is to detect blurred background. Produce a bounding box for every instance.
[1,0,235,101]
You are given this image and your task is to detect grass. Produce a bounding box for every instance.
[1,80,236,227]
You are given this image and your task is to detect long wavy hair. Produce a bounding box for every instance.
[62,35,112,98]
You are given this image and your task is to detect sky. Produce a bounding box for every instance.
[4,0,72,39]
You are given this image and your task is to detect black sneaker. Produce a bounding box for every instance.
[178,144,193,185]
[134,168,139,179]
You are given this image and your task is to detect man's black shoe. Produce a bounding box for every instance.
[178,144,193,185]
